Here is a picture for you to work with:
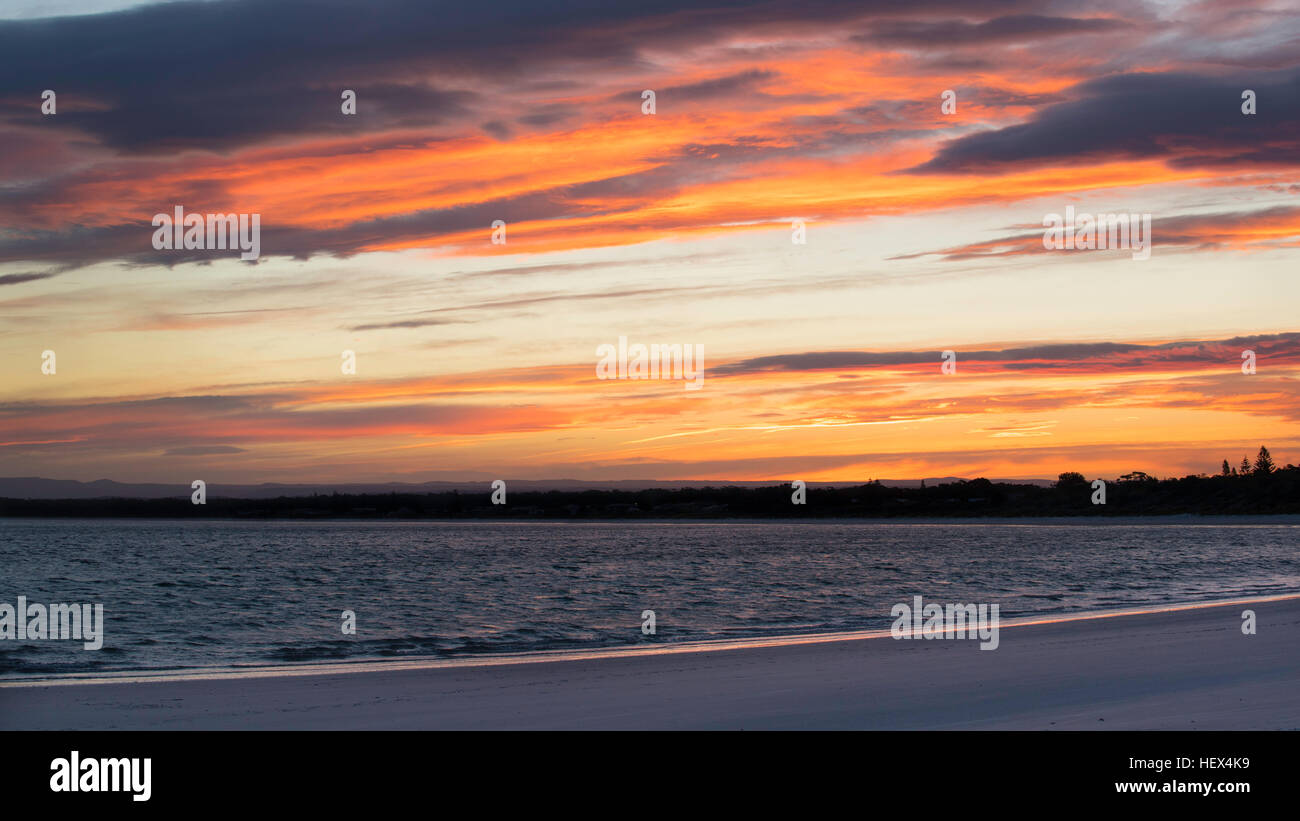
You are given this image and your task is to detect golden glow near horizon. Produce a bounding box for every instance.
[1,2,1298,483]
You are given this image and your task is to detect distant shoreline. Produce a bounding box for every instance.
[3,469,1298,518]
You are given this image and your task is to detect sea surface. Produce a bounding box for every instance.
[2,518,1297,676]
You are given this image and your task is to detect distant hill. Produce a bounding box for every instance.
[0,475,1053,500]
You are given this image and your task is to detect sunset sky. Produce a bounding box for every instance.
[1,0,1298,484]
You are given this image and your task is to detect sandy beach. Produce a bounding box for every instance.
[2,595,1297,730]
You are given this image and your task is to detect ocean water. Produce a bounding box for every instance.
[1,518,1297,677]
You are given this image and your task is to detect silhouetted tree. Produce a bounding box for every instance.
[1254,446,1276,475]
[1240,456,1252,475]
[1056,471,1087,488]
[1118,471,1153,482]
[1221,459,1231,477]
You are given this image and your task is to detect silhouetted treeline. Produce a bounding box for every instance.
[3,465,1297,519]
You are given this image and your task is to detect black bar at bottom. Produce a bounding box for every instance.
[0,730,1285,810]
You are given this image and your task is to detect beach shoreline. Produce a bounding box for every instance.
[3,595,1297,730]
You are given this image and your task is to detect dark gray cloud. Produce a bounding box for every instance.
[713,334,1300,375]
[910,70,1300,174]
[480,120,514,140]
[0,271,57,286]
[14,84,479,154]
[0,0,1049,153]
[348,318,464,332]
[853,14,1126,47]
[657,69,779,102]
[0,180,622,266]
[516,105,580,128]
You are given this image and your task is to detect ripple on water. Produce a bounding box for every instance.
[0,519,1295,675]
